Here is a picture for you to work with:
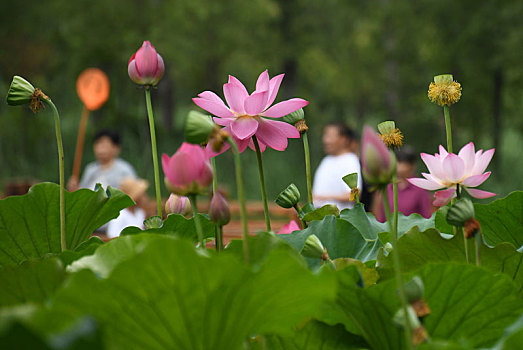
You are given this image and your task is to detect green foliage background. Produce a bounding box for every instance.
[0,0,521,199]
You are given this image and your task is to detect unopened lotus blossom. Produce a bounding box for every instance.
[165,194,191,216]
[407,142,495,207]
[128,41,165,86]
[361,126,396,187]
[192,70,309,154]
[162,143,213,196]
[277,220,301,234]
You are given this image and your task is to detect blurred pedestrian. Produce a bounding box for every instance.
[107,177,149,238]
[68,129,136,191]
[313,122,362,210]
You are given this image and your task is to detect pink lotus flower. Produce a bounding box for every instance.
[361,126,396,186]
[192,70,309,154]
[128,41,165,86]
[407,142,495,207]
[162,143,213,196]
[277,220,301,234]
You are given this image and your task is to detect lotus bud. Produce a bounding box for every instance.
[185,110,218,145]
[377,120,403,149]
[300,234,327,260]
[446,198,475,227]
[361,126,396,187]
[275,183,300,209]
[162,143,213,196]
[342,173,358,189]
[403,276,424,304]
[128,41,165,87]
[165,194,191,216]
[209,191,231,226]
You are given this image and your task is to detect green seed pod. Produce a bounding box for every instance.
[275,183,301,209]
[393,306,420,330]
[282,108,304,125]
[6,76,35,106]
[342,173,358,189]
[377,121,396,135]
[300,234,325,259]
[446,198,475,227]
[403,276,424,303]
[434,74,454,86]
[184,110,216,144]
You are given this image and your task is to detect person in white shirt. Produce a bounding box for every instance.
[312,122,362,210]
[107,177,149,238]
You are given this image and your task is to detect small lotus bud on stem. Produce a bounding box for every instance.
[209,191,231,226]
[464,218,481,239]
[165,194,191,216]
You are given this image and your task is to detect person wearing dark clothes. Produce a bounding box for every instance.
[374,146,433,222]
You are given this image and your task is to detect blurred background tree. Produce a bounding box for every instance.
[0,0,521,199]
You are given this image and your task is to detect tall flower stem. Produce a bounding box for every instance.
[443,105,453,153]
[475,232,482,266]
[393,173,399,239]
[252,136,271,232]
[44,99,66,252]
[228,137,249,263]
[383,189,413,350]
[144,88,162,217]
[189,194,205,249]
[302,132,313,203]
[211,158,223,252]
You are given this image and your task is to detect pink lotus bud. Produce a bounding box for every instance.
[209,191,231,226]
[165,194,191,216]
[361,126,396,187]
[162,143,213,196]
[128,41,165,86]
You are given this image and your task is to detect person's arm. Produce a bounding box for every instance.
[313,193,352,202]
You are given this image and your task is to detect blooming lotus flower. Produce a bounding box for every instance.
[192,70,309,154]
[162,143,213,196]
[361,126,396,187]
[407,142,495,207]
[128,41,165,86]
[277,220,301,234]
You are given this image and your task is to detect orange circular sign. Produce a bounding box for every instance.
[76,68,110,111]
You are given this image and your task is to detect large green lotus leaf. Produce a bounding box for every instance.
[263,320,367,349]
[420,264,523,347]
[225,231,298,267]
[279,215,382,267]
[323,263,523,349]
[340,203,435,241]
[0,257,65,307]
[493,315,523,350]
[67,234,170,278]
[58,236,104,267]
[120,213,215,241]
[376,227,523,292]
[31,237,336,350]
[0,183,133,266]
[474,191,523,249]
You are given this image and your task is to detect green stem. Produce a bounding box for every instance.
[443,105,453,153]
[475,232,481,266]
[252,136,271,232]
[145,88,162,217]
[45,99,66,252]
[211,158,222,252]
[302,132,313,204]
[393,173,399,240]
[383,189,413,350]
[189,194,205,249]
[228,137,249,263]
[217,225,224,252]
